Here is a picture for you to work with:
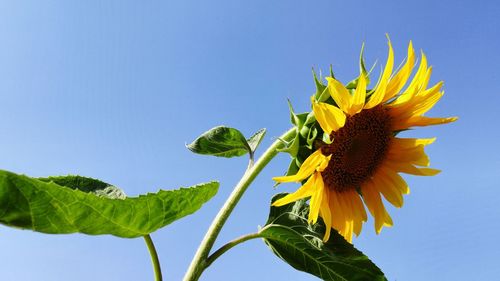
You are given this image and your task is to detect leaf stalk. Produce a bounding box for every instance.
[144,234,163,281]
[205,232,261,268]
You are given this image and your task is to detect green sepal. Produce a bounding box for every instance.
[274,159,301,188]
[312,68,327,98]
[287,99,301,127]
[298,112,316,138]
[322,131,333,144]
[346,43,372,90]
[260,193,387,281]
[305,126,318,149]
[313,69,331,103]
[0,170,219,238]
[281,100,318,159]
[282,100,312,158]
[284,158,300,177]
[277,132,300,157]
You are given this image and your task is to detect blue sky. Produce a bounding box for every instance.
[0,1,498,280]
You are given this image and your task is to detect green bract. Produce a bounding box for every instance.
[0,170,218,238]
[279,54,372,180]
[261,193,387,281]
[277,100,317,178]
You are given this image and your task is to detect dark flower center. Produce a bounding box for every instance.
[320,105,393,193]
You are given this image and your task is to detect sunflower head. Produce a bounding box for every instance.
[274,38,457,243]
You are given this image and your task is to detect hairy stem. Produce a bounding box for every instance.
[183,127,296,281]
[144,234,163,281]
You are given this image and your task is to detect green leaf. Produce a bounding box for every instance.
[187,126,252,158]
[260,193,387,281]
[246,128,266,153]
[38,175,126,199]
[0,170,219,238]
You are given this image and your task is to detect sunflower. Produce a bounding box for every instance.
[273,39,457,243]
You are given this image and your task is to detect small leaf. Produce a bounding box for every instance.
[247,128,266,153]
[0,170,219,238]
[260,193,387,281]
[187,126,251,158]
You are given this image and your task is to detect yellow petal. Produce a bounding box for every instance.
[378,166,410,194]
[316,154,331,172]
[319,188,332,242]
[384,41,415,101]
[329,191,347,237]
[365,78,387,109]
[344,190,366,236]
[330,192,352,243]
[393,137,436,148]
[390,91,441,122]
[273,150,326,183]
[392,51,428,105]
[410,91,444,117]
[337,192,356,242]
[350,74,367,115]
[337,192,353,221]
[419,66,433,92]
[388,145,431,166]
[342,221,353,243]
[353,219,363,237]
[325,77,352,114]
[393,116,458,130]
[308,173,324,224]
[391,82,444,119]
[372,172,404,208]
[272,174,316,207]
[312,100,346,133]
[362,180,393,234]
[385,161,441,176]
[348,190,368,221]
[365,39,394,109]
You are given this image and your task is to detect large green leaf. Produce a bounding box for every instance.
[261,193,387,281]
[0,170,218,238]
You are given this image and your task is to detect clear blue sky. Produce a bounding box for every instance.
[0,1,498,280]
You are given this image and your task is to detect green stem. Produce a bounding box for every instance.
[144,234,163,281]
[183,127,296,281]
[205,232,261,268]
